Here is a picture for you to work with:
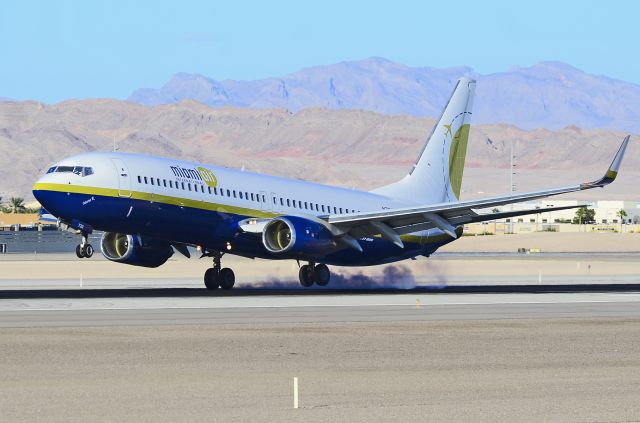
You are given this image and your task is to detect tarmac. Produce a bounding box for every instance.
[1,243,640,422]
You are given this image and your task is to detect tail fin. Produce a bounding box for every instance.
[372,78,476,204]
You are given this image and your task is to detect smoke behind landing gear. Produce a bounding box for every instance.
[253,264,416,290]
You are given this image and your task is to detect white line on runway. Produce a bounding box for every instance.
[2,292,640,312]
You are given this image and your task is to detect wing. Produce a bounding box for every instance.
[324,135,630,250]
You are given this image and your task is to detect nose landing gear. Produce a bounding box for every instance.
[203,251,235,290]
[298,262,330,287]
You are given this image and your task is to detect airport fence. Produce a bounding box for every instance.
[0,230,102,253]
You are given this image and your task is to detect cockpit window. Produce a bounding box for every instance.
[51,166,94,176]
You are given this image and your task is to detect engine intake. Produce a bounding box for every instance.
[262,216,335,256]
[100,232,173,268]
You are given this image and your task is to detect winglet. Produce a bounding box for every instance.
[581,135,630,189]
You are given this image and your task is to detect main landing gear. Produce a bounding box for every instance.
[203,252,235,290]
[75,233,94,259]
[298,262,330,287]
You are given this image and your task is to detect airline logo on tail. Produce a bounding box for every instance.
[443,124,453,138]
[447,122,471,199]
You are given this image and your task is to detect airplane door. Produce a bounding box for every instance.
[259,190,268,211]
[111,158,132,197]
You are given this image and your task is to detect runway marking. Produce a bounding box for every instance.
[3,292,640,312]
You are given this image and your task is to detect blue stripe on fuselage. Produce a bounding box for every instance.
[33,189,450,266]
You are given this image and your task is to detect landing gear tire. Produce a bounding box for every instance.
[298,264,315,287]
[204,268,219,290]
[83,244,94,258]
[75,244,85,258]
[203,251,236,290]
[313,263,330,286]
[219,268,235,290]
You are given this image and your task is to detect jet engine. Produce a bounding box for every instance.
[100,232,174,268]
[262,216,336,255]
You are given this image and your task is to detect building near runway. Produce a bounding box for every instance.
[469,199,640,234]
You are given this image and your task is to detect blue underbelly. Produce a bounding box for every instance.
[33,189,448,266]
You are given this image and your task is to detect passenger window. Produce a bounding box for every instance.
[144,177,148,184]
[321,205,325,212]
[239,192,243,199]
[280,198,284,206]
[250,193,255,201]
[163,179,167,187]
[334,207,337,214]
[150,178,154,186]
[208,186,211,194]
[188,183,192,191]
[262,195,266,202]
[227,189,231,197]
[181,182,185,190]
[169,180,173,188]
[137,176,141,183]
[286,199,290,207]
[245,192,248,200]
[201,185,204,193]
[233,190,237,198]
[304,202,308,209]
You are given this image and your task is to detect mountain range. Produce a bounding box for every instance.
[129,58,640,133]
[0,99,636,201]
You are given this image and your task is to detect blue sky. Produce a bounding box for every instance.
[1,0,638,103]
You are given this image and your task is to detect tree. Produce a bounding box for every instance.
[9,197,25,214]
[491,208,500,233]
[573,207,595,224]
[617,209,628,233]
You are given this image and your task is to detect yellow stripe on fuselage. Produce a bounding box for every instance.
[32,182,278,219]
[32,182,444,246]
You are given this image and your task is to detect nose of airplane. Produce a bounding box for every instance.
[32,176,52,211]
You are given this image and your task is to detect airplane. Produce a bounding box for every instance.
[32,78,630,290]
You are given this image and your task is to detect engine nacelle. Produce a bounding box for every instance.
[262,216,336,255]
[100,232,174,268]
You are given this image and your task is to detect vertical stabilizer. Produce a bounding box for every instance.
[372,78,476,204]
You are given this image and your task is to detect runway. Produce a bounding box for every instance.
[2,289,640,327]
[2,251,640,422]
